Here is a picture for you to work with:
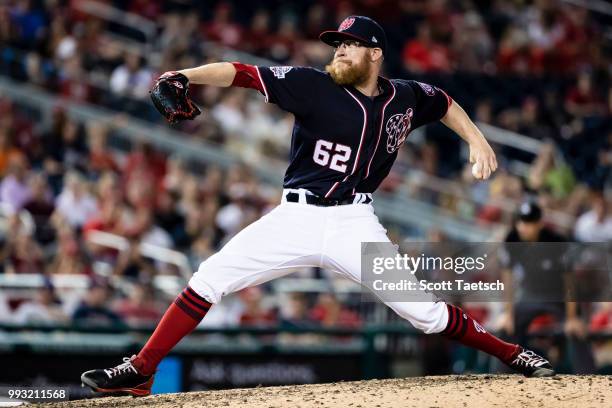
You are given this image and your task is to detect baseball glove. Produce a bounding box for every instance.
[150,71,201,124]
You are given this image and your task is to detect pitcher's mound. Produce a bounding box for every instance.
[43,374,610,408]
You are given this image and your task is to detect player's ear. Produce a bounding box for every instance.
[370,48,383,63]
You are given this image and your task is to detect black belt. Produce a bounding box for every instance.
[285,192,371,206]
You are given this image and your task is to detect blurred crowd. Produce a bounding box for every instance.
[0,0,610,372]
[1,0,609,232]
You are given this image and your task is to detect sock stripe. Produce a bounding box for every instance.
[453,312,469,340]
[180,291,211,313]
[449,306,464,337]
[448,305,461,336]
[186,287,211,307]
[174,297,205,321]
[449,308,464,339]
[446,305,461,336]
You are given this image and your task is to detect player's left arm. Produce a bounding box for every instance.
[440,101,498,180]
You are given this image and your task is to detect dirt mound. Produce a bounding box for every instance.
[43,374,610,408]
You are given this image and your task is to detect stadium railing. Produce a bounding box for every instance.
[0,322,610,378]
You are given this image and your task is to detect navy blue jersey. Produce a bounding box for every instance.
[255,65,451,199]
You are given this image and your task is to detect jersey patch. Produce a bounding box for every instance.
[385,108,413,153]
[339,17,355,31]
[269,66,293,79]
[416,81,436,96]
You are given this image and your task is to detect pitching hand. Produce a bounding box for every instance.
[469,140,497,180]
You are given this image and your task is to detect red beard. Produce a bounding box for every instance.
[325,56,371,86]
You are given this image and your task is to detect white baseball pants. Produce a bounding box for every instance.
[189,189,449,334]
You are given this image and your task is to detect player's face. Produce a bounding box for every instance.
[325,40,372,86]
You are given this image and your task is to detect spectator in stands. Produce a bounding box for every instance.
[13,279,69,325]
[154,190,186,247]
[72,278,124,327]
[54,171,98,228]
[58,55,92,102]
[0,121,24,177]
[210,89,247,136]
[402,23,451,73]
[56,116,89,173]
[123,207,172,248]
[243,9,272,56]
[451,11,494,73]
[113,282,162,327]
[525,7,564,74]
[50,14,76,62]
[22,172,55,244]
[161,155,188,195]
[83,194,124,238]
[528,142,576,201]
[202,2,242,48]
[36,107,67,190]
[47,224,92,275]
[215,187,256,239]
[2,216,44,275]
[123,142,166,205]
[0,154,31,212]
[177,173,202,215]
[279,292,313,329]
[113,238,156,282]
[179,186,221,249]
[310,293,361,328]
[87,121,118,177]
[267,17,300,63]
[574,191,612,242]
[496,24,531,75]
[109,52,153,100]
[238,287,276,326]
[9,0,46,49]
[95,170,123,208]
[565,71,606,118]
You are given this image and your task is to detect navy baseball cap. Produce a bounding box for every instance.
[517,201,542,222]
[320,16,387,55]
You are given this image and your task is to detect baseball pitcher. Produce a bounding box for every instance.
[81,16,554,396]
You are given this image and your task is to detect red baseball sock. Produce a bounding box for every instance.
[440,304,519,364]
[132,286,212,376]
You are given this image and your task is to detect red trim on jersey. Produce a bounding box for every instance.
[346,89,368,175]
[365,79,396,179]
[254,66,270,103]
[231,62,266,97]
[441,89,453,109]
[325,89,368,198]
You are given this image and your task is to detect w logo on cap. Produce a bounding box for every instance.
[338,17,355,31]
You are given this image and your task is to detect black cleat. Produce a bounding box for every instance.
[81,356,154,397]
[508,347,556,377]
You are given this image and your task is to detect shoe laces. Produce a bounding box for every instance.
[104,357,138,378]
[512,349,548,368]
